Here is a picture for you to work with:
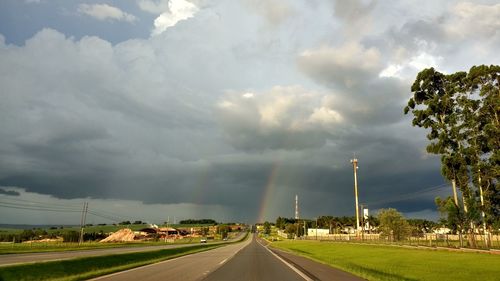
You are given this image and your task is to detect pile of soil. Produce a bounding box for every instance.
[100,228,135,242]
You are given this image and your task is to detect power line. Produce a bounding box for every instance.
[0,203,81,212]
[0,196,80,208]
[364,183,449,207]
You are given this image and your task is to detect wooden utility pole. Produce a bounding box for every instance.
[79,202,88,245]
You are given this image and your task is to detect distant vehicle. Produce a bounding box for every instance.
[223,237,228,241]
[200,238,207,243]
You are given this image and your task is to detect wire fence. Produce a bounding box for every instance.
[301,233,500,250]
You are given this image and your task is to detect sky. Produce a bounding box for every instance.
[0,0,499,225]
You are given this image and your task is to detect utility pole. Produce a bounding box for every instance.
[360,203,365,240]
[316,217,318,240]
[350,157,360,235]
[295,195,299,239]
[79,202,88,245]
[295,195,299,220]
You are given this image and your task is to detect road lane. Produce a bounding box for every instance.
[90,236,252,281]
[0,233,245,267]
[202,235,308,281]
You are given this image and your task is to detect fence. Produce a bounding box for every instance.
[302,233,500,249]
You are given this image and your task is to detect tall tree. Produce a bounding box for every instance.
[405,65,499,245]
[404,68,466,205]
[377,208,410,241]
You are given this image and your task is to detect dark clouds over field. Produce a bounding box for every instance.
[0,0,499,224]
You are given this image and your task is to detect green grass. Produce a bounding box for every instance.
[0,244,220,281]
[271,240,500,281]
[0,240,200,255]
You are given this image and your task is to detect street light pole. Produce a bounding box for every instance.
[350,157,360,235]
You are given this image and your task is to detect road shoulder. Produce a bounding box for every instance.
[269,247,366,281]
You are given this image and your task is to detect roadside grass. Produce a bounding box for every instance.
[0,243,220,281]
[0,238,207,255]
[271,240,500,281]
[0,231,249,281]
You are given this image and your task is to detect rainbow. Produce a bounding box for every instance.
[257,162,281,223]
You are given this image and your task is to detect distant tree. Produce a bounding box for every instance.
[284,224,297,239]
[275,217,286,230]
[377,208,410,241]
[133,220,143,225]
[201,227,209,236]
[62,231,80,242]
[180,219,217,225]
[263,221,271,235]
[407,218,437,235]
[217,224,230,238]
[119,221,131,225]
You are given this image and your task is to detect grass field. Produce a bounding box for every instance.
[0,243,221,281]
[0,238,206,255]
[271,240,500,281]
[0,223,231,254]
[0,223,216,235]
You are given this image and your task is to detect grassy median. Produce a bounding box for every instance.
[271,240,500,281]
[0,244,220,281]
[0,238,208,255]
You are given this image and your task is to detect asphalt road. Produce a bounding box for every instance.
[90,235,254,281]
[0,233,245,267]
[203,235,308,281]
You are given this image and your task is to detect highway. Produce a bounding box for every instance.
[2,233,365,280]
[90,234,365,281]
[0,233,245,267]
[90,235,255,281]
[202,235,308,281]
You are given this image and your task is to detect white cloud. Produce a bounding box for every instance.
[298,42,381,88]
[78,3,137,23]
[446,2,500,39]
[216,86,346,150]
[137,0,170,14]
[308,107,343,125]
[379,52,442,79]
[408,52,443,70]
[242,92,254,98]
[152,0,199,36]
[243,0,295,26]
[379,64,403,78]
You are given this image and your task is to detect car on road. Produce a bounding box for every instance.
[222,237,228,241]
[200,238,207,243]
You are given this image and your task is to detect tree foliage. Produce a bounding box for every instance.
[263,221,271,235]
[405,65,499,233]
[179,219,217,225]
[377,208,410,241]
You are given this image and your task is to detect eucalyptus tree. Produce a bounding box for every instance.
[405,65,499,246]
[464,65,500,235]
[404,68,467,205]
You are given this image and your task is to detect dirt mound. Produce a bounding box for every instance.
[100,228,135,242]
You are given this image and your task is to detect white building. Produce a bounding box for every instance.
[307,228,330,237]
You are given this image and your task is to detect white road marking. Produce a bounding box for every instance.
[256,239,313,281]
[219,258,228,265]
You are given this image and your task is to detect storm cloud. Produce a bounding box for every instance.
[0,0,499,224]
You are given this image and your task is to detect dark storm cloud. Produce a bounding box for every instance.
[1,0,499,224]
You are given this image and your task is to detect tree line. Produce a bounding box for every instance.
[271,211,437,241]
